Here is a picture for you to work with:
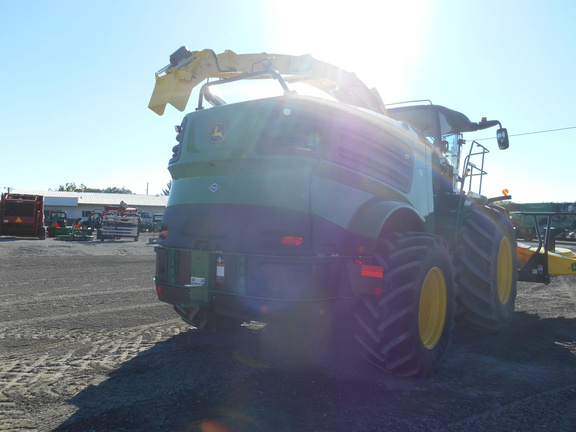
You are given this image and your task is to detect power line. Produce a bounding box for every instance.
[476,125,576,141]
[509,126,576,137]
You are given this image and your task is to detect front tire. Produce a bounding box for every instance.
[455,204,518,330]
[354,233,456,378]
[38,226,47,240]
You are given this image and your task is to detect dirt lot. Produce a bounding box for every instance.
[0,234,575,432]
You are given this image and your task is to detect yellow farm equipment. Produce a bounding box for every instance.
[516,211,576,283]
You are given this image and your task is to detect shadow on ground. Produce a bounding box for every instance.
[52,311,576,432]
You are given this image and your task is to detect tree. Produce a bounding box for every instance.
[162,180,172,196]
[57,183,133,194]
[492,200,516,213]
[58,182,85,192]
[102,186,133,194]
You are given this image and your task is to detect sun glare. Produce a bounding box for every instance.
[266,0,432,102]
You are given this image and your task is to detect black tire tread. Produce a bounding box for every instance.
[455,205,518,330]
[354,232,455,378]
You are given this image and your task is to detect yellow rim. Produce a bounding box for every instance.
[497,236,513,305]
[418,267,447,350]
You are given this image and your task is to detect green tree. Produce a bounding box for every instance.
[162,180,172,196]
[102,186,133,194]
[58,182,86,192]
[57,183,133,194]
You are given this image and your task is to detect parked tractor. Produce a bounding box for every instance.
[151,213,163,232]
[81,210,103,230]
[0,193,46,239]
[46,211,68,238]
[149,48,522,377]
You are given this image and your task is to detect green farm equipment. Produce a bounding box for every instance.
[151,213,163,232]
[82,210,103,230]
[46,211,68,238]
[509,202,576,241]
[55,218,95,241]
[149,48,523,377]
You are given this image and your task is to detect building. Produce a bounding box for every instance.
[11,189,168,223]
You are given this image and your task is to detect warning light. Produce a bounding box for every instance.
[260,304,268,314]
[156,285,163,294]
[502,189,509,196]
[159,230,169,239]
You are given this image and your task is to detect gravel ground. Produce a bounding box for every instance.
[0,234,575,432]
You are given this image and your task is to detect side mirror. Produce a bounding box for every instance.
[497,128,509,150]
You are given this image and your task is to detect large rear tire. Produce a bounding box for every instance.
[455,204,517,330]
[354,233,456,378]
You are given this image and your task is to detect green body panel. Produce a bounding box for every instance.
[169,159,314,212]
[166,96,434,242]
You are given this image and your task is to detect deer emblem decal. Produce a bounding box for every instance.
[210,123,226,143]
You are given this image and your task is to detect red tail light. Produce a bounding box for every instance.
[159,230,169,239]
[361,265,384,278]
[280,235,304,246]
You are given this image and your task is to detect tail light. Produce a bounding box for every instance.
[280,235,304,246]
[361,265,384,278]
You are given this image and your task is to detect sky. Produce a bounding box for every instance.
[1,0,575,202]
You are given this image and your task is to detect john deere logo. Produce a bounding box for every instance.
[210,123,226,143]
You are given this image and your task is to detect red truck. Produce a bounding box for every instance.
[0,193,47,239]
